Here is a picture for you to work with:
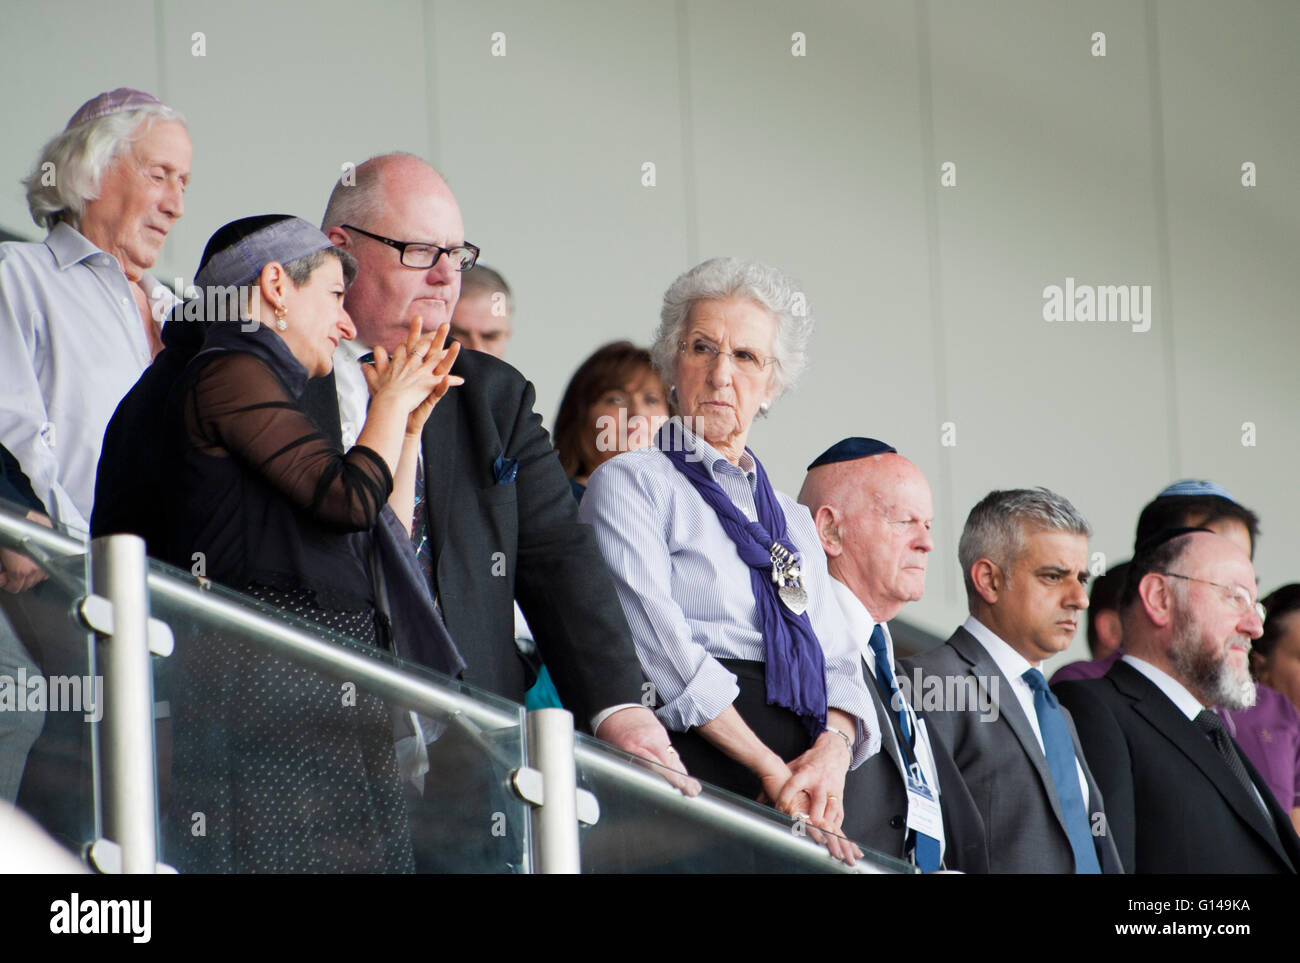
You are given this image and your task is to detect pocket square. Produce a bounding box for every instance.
[493,453,519,485]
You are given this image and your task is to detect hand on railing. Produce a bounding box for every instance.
[595,706,702,796]
[0,510,53,594]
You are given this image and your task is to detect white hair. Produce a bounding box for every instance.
[651,257,814,403]
[23,103,186,230]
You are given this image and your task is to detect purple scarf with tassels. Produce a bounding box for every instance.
[657,421,827,742]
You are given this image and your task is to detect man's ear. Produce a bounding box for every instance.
[813,505,842,557]
[970,558,1002,606]
[325,226,349,248]
[1138,573,1175,629]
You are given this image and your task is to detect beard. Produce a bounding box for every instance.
[1169,614,1257,711]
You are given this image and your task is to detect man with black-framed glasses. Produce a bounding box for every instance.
[1056,527,1300,872]
[306,154,694,869]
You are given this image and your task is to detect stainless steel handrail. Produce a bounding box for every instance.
[1,506,903,874]
[572,739,901,874]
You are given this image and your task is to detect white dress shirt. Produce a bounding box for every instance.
[1120,654,1205,721]
[831,579,945,855]
[580,419,879,766]
[0,223,177,532]
[963,616,1090,806]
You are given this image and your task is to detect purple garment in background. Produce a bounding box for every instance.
[1050,651,1121,686]
[1218,684,1300,812]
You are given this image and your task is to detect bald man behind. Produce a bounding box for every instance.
[300,155,692,870]
[799,438,987,872]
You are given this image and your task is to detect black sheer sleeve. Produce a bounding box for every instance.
[185,353,392,532]
[0,442,46,514]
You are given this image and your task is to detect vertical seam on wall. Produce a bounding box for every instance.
[1145,0,1181,477]
[915,0,955,606]
[153,0,167,100]
[675,0,699,267]
[424,0,441,166]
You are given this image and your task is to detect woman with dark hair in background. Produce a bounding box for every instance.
[160,214,462,873]
[553,341,670,502]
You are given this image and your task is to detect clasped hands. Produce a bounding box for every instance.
[757,726,863,866]
[361,318,464,433]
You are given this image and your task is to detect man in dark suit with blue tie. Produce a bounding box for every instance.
[900,488,1123,873]
[798,438,988,872]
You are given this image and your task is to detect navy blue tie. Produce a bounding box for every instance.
[1022,668,1101,874]
[867,624,913,748]
[868,624,939,872]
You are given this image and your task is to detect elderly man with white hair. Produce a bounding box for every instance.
[0,88,190,533]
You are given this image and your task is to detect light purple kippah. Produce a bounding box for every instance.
[194,215,335,291]
[65,88,165,130]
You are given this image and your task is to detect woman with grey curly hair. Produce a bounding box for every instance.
[580,257,880,861]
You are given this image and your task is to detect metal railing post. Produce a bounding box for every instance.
[525,708,581,874]
[90,534,158,874]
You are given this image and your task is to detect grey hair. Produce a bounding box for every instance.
[283,246,357,289]
[958,488,1092,601]
[207,247,358,325]
[459,263,513,315]
[651,257,814,402]
[23,103,186,230]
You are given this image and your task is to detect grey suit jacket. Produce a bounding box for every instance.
[900,626,1124,873]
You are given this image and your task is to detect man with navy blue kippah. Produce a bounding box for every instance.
[799,439,988,871]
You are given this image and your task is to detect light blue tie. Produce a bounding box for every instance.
[1022,668,1101,874]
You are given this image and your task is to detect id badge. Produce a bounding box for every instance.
[905,771,944,841]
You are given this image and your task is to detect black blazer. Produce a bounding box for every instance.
[1056,659,1300,874]
[303,349,646,727]
[853,651,990,873]
[901,627,1124,873]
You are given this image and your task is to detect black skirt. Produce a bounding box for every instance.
[668,658,874,843]
[165,586,414,873]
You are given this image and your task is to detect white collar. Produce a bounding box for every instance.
[1121,654,1206,721]
[962,615,1039,685]
[662,417,756,483]
[830,578,892,674]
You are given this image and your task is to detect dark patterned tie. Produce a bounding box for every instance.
[411,463,434,588]
[1196,710,1276,829]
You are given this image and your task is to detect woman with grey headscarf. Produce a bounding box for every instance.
[159,214,462,873]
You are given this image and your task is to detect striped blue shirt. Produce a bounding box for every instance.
[580,421,880,767]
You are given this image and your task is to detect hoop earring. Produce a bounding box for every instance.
[274,304,287,331]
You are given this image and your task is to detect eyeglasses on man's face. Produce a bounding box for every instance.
[343,224,480,271]
[1161,572,1265,622]
[677,337,776,376]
